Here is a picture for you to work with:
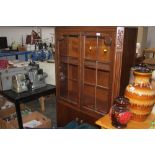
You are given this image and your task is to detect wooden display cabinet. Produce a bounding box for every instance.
[55,27,138,127]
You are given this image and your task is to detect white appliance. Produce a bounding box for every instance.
[38,61,55,85]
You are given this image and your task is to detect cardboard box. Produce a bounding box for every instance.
[0,102,29,129]
[0,118,14,129]
[0,104,26,118]
[10,111,52,129]
[0,96,6,105]
[0,96,14,118]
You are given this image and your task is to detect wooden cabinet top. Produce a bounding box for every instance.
[95,114,155,129]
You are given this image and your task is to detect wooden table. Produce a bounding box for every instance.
[0,84,56,129]
[143,48,155,55]
[143,48,155,65]
[95,114,155,129]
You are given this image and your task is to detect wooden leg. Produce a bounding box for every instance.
[39,96,45,112]
[20,103,26,109]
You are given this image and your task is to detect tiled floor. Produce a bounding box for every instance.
[26,94,57,128]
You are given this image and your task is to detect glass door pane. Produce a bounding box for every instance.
[68,36,80,58]
[59,62,68,99]
[82,84,95,110]
[96,87,109,113]
[68,80,79,104]
[98,37,111,62]
[59,38,68,56]
[85,36,97,60]
[97,69,110,88]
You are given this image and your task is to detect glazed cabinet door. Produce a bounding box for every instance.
[98,35,112,62]
[59,38,68,99]
[81,32,114,115]
[57,34,81,107]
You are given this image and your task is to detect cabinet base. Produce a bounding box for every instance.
[57,100,102,128]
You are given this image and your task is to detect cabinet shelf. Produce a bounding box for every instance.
[84,58,111,63]
[68,62,79,66]
[84,82,96,87]
[82,105,107,115]
[68,78,78,82]
[96,85,109,90]
[68,56,79,65]
[59,92,79,105]
[84,60,111,71]
[83,78,109,89]
[67,99,79,105]
[59,96,77,105]
[60,56,80,65]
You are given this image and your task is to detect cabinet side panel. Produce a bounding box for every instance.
[111,27,125,105]
[119,28,138,96]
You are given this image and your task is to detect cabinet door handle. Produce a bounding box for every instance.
[103,49,108,53]
[60,72,65,80]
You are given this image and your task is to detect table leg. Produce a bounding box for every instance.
[25,53,28,61]
[39,96,45,112]
[15,54,18,60]
[15,102,23,129]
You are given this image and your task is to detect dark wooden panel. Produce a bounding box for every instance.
[97,69,110,88]
[60,56,68,63]
[59,62,68,99]
[119,28,138,96]
[68,64,78,80]
[56,26,116,34]
[68,37,80,58]
[57,100,100,128]
[85,36,97,60]
[111,27,125,106]
[68,80,79,104]
[112,51,123,101]
[84,60,96,69]
[59,38,68,56]
[68,57,79,65]
[97,62,110,71]
[82,84,95,110]
[98,37,111,62]
[96,87,109,113]
[84,67,96,84]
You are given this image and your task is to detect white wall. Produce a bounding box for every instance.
[136,27,148,57]
[147,27,155,48]
[41,27,55,44]
[2,26,154,49]
[0,26,55,46]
